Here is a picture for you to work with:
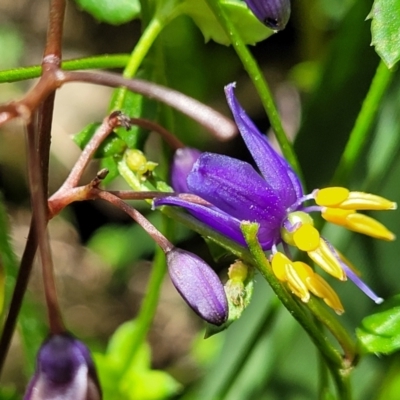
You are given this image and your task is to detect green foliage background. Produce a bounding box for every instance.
[1,0,400,398]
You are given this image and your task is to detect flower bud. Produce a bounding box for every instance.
[24,333,102,400]
[244,0,291,31]
[171,148,201,193]
[166,247,228,325]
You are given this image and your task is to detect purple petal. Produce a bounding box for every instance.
[166,247,228,325]
[188,153,286,230]
[171,148,202,193]
[244,0,291,31]
[154,196,278,250]
[225,83,303,207]
[24,334,101,400]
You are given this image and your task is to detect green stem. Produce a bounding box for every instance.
[241,223,354,399]
[0,54,131,83]
[308,298,357,364]
[121,244,167,372]
[205,0,303,179]
[333,60,393,184]
[111,16,165,111]
[240,222,343,368]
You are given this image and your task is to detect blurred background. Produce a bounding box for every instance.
[1,0,400,398]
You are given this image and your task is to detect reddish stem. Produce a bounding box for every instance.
[95,190,173,253]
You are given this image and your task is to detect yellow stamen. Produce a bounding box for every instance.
[272,255,344,313]
[285,263,310,302]
[281,211,314,246]
[340,191,396,211]
[271,252,289,281]
[315,187,349,206]
[321,208,353,225]
[346,213,396,241]
[307,273,344,315]
[315,187,396,210]
[308,239,346,281]
[293,224,320,252]
[322,208,395,241]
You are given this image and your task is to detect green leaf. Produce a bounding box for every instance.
[74,0,141,25]
[100,156,121,185]
[370,0,400,68]
[73,122,127,158]
[94,321,181,400]
[357,294,400,354]
[181,0,273,45]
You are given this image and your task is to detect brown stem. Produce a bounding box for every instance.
[26,121,64,334]
[130,117,184,150]
[43,0,66,61]
[0,69,237,143]
[63,71,237,141]
[94,190,173,253]
[0,218,38,375]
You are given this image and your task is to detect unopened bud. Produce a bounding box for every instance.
[244,0,291,31]
[24,333,102,400]
[166,247,228,326]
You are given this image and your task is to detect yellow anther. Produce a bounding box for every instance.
[322,208,354,225]
[322,208,395,241]
[346,213,395,241]
[281,211,314,246]
[340,192,397,210]
[340,191,397,211]
[308,239,346,281]
[316,187,397,211]
[271,252,289,281]
[315,187,349,207]
[285,263,310,302]
[307,274,344,315]
[293,224,320,252]
[292,261,314,280]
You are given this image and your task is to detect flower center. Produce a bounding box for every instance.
[280,211,314,246]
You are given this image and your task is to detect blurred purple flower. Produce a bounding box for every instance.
[244,0,291,31]
[24,333,101,400]
[166,247,228,326]
[171,148,201,193]
[155,83,397,309]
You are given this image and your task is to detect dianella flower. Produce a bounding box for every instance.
[244,0,291,31]
[155,83,397,313]
[24,333,102,400]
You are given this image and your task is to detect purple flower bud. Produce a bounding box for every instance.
[171,148,202,193]
[24,333,102,400]
[244,0,291,31]
[166,247,228,325]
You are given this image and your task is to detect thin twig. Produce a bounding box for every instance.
[94,190,173,253]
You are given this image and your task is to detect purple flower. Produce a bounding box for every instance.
[155,83,397,310]
[171,148,201,193]
[24,333,101,400]
[166,247,228,326]
[244,0,291,31]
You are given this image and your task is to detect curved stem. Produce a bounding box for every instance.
[204,0,303,180]
[111,16,165,111]
[333,60,393,184]
[241,222,343,368]
[308,298,357,364]
[120,232,168,373]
